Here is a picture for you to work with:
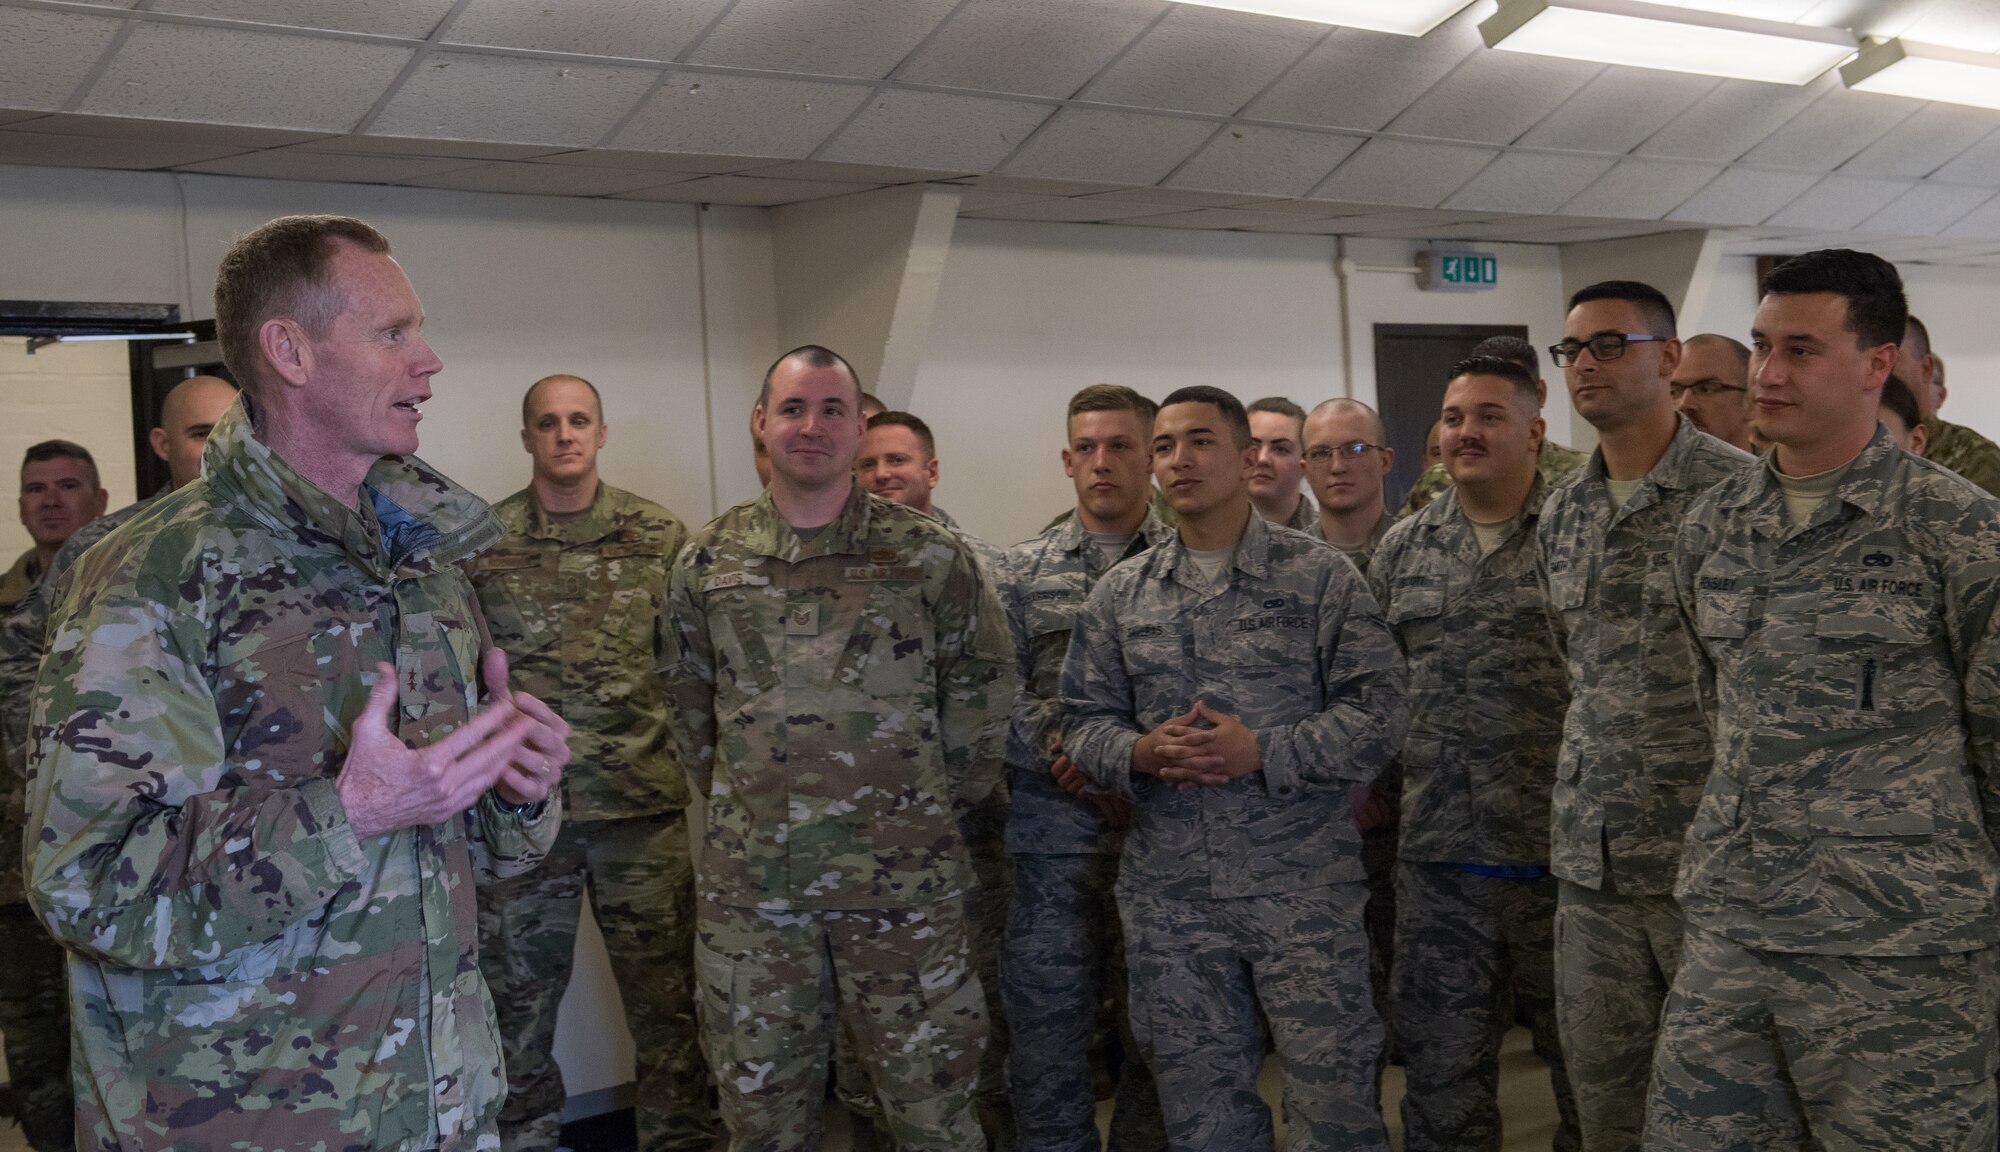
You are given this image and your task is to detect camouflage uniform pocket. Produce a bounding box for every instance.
[1809,597,1942,727]
[692,936,737,1065]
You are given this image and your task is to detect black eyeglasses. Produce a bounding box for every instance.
[1549,333,1666,367]
[1303,442,1383,464]
[1669,381,1748,400]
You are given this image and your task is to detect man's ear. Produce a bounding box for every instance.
[149,426,171,464]
[259,318,312,388]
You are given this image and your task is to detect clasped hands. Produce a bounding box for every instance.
[338,648,572,840]
[1048,701,1262,809]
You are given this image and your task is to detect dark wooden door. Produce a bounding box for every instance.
[1373,322,1530,508]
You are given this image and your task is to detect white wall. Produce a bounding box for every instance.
[0,337,136,561]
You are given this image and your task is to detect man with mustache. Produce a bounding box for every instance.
[1397,336,1588,517]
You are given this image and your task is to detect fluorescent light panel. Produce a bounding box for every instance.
[1171,1,1473,36]
[1481,0,1856,85]
[1843,38,2000,112]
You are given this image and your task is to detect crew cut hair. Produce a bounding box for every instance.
[866,411,936,458]
[1470,334,1540,378]
[1448,354,1539,403]
[21,439,100,490]
[1904,313,1932,357]
[759,344,861,408]
[1880,373,1922,433]
[1760,248,1907,351]
[521,373,603,426]
[1568,279,1677,338]
[214,214,392,395]
[1159,385,1251,448]
[1067,384,1157,425]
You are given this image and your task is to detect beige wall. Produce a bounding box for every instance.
[0,337,136,565]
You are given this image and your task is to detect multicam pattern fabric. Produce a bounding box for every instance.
[1397,439,1589,519]
[25,398,558,1152]
[1672,426,2000,956]
[1926,415,2000,498]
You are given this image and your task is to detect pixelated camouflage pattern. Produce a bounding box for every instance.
[694,898,987,1152]
[1310,510,1391,577]
[1396,439,1588,519]
[1122,883,1387,1152]
[1369,478,1567,867]
[1673,427,2000,956]
[1060,513,1409,899]
[470,483,688,823]
[1261,493,1317,534]
[1553,879,1686,1152]
[1926,415,2000,498]
[1002,508,1175,857]
[932,506,1009,581]
[1537,418,1753,895]
[663,483,1016,910]
[1648,925,1998,1149]
[25,398,559,1152]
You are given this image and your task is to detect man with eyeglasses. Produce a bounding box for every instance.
[1670,334,1756,454]
[1536,282,1752,1152]
[1900,315,2000,497]
[1398,335,1588,517]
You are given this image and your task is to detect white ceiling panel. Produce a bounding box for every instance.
[1940,196,2000,241]
[685,0,962,79]
[0,130,249,170]
[1165,126,1362,197]
[1515,68,1717,153]
[528,148,775,173]
[1737,89,1919,172]
[953,189,1054,213]
[403,161,687,196]
[615,174,882,205]
[1078,5,1324,115]
[1518,222,1704,244]
[1839,104,1999,180]
[445,0,736,62]
[1860,182,1995,235]
[963,197,1185,222]
[1238,208,1499,235]
[1636,78,1831,163]
[1444,153,1616,214]
[950,174,1134,196]
[81,23,411,131]
[1244,197,1384,216]
[370,52,656,146]
[1880,2,2000,55]
[613,72,870,159]
[294,134,570,160]
[999,109,1217,186]
[1084,186,1281,207]
[1243,14,1483,132]
[1667,168,1824,225]
[1765,175,1915,229]
[818,90,1052,171]
[1311,139,1498,208]
[177,149,480,183]
[1926,128,2000,185]
[0,9,124,111]
[1560,158,1725,219]
[1117,207,1320,230]
[1382,50,1602,145]
[894,0,1167,98]
[750,160,969,183]
[149,0,456,37]
[6,113,330,147]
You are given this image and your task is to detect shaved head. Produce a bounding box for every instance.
[152,374,240,490]
[522,373,603,426]
[1309,397,1386,444]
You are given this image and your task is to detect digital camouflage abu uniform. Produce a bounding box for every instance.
[662,484,1015,1152]
[25,399,559,1152]
[1062,512,1409,1152]
[1652,428,2000,1150]
[1370,477,1578,1152]
[1534,417,1750,1152]
[1396,439,1587,518]
[468,482,711,1152]
[1925,415,2000,497]
[0,494,154,1152]
[1002,508,1175,1152]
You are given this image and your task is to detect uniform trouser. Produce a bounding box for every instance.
[695,896,988,1152]
[1121,883,1386,1152]
[1553,877,1685,1152]
[1003,852,1167,1152]
[1646,925,1999,1151]
[0,901,71,1152]
[1393,862,1577,1152]
[475,812,714,1152]
[1359,826,1398,1059]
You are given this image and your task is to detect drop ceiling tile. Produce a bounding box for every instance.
[0,130,250,170]
[1115,207,1316,230]
[614,175,880,205]
[613,72,871,160]
[1515,68,1717,153]
[1927,130,2000,186]
[1360,221,1540,241]
[1165,126,1363,197]
[527,149,777,173]
[818,90,1052,171]
[1559,158,1726,220]
[81,23,411,131]
[1940,197,2000,241]
[7,113,331,148]
[1839,105,1999,180]
[150,0,456,37]
[999,109,1217,186]
[444,0,734,62]
[0,9,124,111]
[750,160,971,183]
[370,52,655,146]
[1636,77,1831,163]
[402,162,691,196]
[177,149,479,183]
[1260,207,1502,233]
[686,0,961,79]
[1249,198,1391,216]
[1861,183,1995,237]
[963,198,1184,222]
[951,174,1135,196]
[894,0,1167,98]
[1237,216,1375,234]
[1078,5,1323,115]
[1765,175,1916,230]
[1666,168,1823,226]
[1310,139,1498,209]
[1444,153,1615,214]
[1244,15,1482,132]
[954,189,1054,213]
[1524,222,1703,244]
[1083,187,1281,208]
[1383,50,1601,146]
[1737,89,1918,173]
[294,134,570,160]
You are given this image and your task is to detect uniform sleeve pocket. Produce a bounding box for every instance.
[1808,792,1934,838]
[693,938,737,1064]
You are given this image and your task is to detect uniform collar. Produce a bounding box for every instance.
[1154,503,1272,588]
[514,480,622,544]
[1412,470,1547,553]
[742,481,879,561]
[1725,423,1900,518]
[1051,504,1174,555]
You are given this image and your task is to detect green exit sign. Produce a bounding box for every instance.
[1417,249,1499,292]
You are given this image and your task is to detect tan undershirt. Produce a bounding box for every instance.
[1605,477,1644,513]
[1464,510,1519,556]
[1773,460,1852,526]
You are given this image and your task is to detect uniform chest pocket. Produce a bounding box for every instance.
[471,553,553,655]
[1694,591,1752,640]
[216,624,330,780]
[1809,596,1945,726]
[1123,635,1185,719]
[1023,599,1076,700]
[596,544,667,655]
[836,581,931,699]
[1546,566,1588,613]
[1385,584,1444,627]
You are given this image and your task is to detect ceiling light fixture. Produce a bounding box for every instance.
[1172,1,1474,37]
[1481,0,1856,85]
[1842,38,2000,111]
